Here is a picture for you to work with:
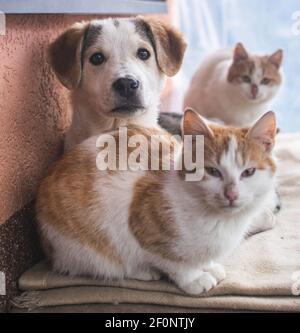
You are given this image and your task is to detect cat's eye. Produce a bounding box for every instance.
[242,75,251,83]
[89,53,105,66]
[241,168,256,178]
[261,78,271,85]
[205,167,223,179]
[137,48,151,61]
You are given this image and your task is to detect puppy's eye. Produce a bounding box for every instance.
[242,75,251,83]
[89,53,105,66]
[241,168,256,178]
[261,78,271,85]
[205,167,222,179]
[137,48,151,61]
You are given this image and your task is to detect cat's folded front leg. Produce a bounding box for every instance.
[171,267,218,295]
[126,268,161,281]
[202,262,226,283]
[247,209,276,237]
[247,188,279,237]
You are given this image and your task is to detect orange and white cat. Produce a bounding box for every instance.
[184,43,283,127]
[36,110,277,295]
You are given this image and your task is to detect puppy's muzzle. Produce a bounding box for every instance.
[111,76,144,115]
[113,77,140,99]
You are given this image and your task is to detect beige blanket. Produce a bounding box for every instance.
[12,134,300,312]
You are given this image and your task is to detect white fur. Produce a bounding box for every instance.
[184,49,282,126]
[40,222,124,279]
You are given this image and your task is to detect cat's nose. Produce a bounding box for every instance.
[251,84,258,99]
[224,189,239,205]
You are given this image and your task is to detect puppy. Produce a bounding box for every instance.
[48,16,187,151]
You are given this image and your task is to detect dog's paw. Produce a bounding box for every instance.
[180,272,218,295]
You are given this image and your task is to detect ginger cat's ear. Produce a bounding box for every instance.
[247,111,277,152]
[182,108,214,138]
[269,49,283,69]
[233,42,249,63]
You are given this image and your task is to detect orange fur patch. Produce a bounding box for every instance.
[180,118,276,179]
[129,173,182,262]
[36,144,122,265]
[228,54,282,86]
[202,124,276,172]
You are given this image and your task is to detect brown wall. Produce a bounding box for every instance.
[0,15,114,225]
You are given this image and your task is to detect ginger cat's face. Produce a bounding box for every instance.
[183,109,277,214]
[227,43,283,104]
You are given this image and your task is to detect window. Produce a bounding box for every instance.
[172,0,300,132]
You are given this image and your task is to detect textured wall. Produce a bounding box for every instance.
[0,15,109,225]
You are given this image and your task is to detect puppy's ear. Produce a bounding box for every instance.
[136,16,187,77]
[48,22,89,90]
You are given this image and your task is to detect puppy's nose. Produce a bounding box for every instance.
[113,77,140,98]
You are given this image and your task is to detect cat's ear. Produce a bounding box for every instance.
[182,108,214,138]
[247,111,277,152]
[268,49,283,69]
[233,43,248,63]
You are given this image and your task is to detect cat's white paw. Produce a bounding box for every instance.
[128,269,161,281]
[204,263,226,282]
[180,272,217,295]
[247,210,276,236]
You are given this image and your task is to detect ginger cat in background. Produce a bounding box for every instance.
[36,110,277,295]
[184,43,283,127]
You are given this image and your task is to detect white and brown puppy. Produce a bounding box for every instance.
[49,16,187,151]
